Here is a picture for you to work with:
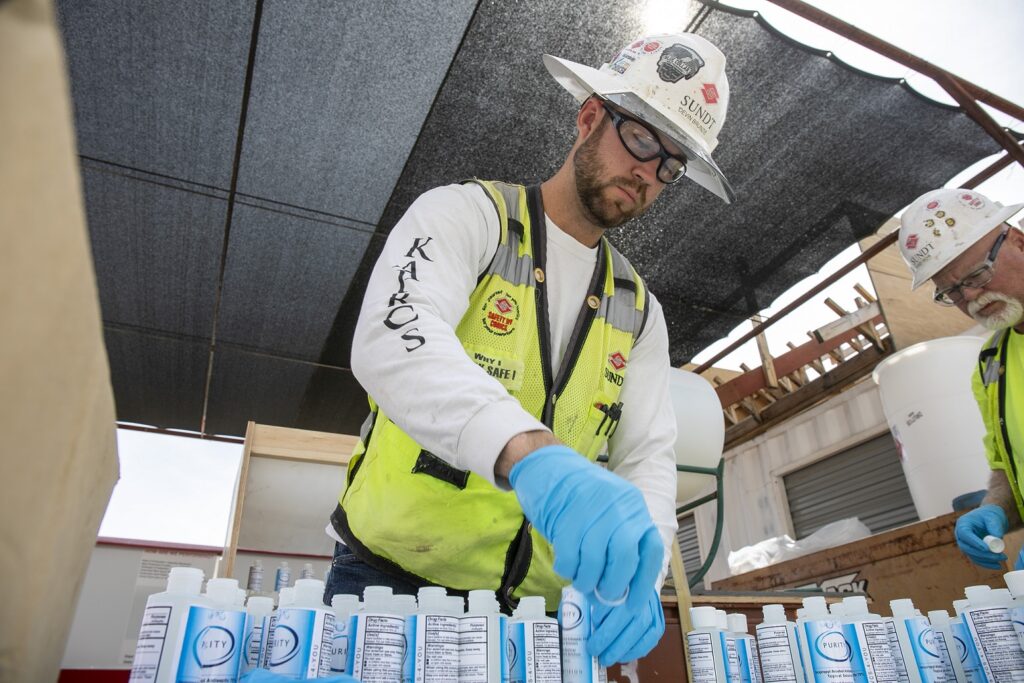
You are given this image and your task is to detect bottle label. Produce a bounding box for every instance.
[803,619,864,683]
[507,620,560,683]
[687,632,722,683]
[852,620,900,683]
[241,614,269,674]
[750,638,763,683]
[409,613,460,683]
[963,607,1024,683]
[902,617,956,683]
[756,623,799,683]
[951,621,985,683]
[723,634,743,683]
[349,612,407,683]
[128,603,177,682]
[268,607,335,679]
[175,605,246,683]
[1010,606,1024,656]
[560,588,605,683]
[459,615,495,683]
[884,620,911,683]
[261,615,277,669]
[330,613,349,674]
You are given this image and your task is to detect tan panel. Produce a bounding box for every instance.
[0,1,119,680]
[861,220,974,350]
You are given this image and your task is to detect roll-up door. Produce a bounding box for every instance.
[676,513,702,583]
[784,433,919,539]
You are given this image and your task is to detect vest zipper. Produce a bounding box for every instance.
[997,333,1015,470]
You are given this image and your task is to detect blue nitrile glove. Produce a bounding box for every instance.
[955,504,1009,569]
[509,445,664,611]
[1016,547,1024,571]
[240,671,358,683]
[589,586,666,666]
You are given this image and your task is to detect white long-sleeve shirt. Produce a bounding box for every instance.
[343,182,679,582]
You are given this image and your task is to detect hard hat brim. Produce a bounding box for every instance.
[543,54,735,204]
[908,201,1024,290]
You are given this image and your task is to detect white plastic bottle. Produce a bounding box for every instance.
[406,587,459,683]
[843,595,897,683]
[246,559,265,596]
[831,602,848,620]
[274,561,291,593]
[882,604,912,683]
[890,599,957,683]
[392,594,418,682]
[330,594,360,675]
[262,586,293,668]
[506,595,560,683]
[1005,571,1024,652]
[267,578,335,678]
[173,577,247,682]
[128,567,206,683]
[348,585,407,682]
[448,595,466,617]
[300,562,315,580]
[756,604,804,683]
[560,586,606,683]
[242,595,274,675]
[719,610,742,683]
[688,606,728,683]
[961,585,1024,683]
[460,589,504,683]
[928,610,967,683]
[799,596,859,683]
[950,601,985,683]
[729,613,762,683]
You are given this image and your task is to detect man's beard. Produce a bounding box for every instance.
[573,126,648,229]
[968,291,1024,331]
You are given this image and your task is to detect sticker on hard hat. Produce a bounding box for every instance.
[905,234,919,249]
[958,193,985,210]
[909,242,935,266]
[657,44,705,82]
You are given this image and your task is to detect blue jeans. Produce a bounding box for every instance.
[322,542,431,604]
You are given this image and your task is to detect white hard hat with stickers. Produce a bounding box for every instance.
[544,34,734,203]
[898,188,1023,290]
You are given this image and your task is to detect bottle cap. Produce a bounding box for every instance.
[205,578,241,606]
[446,595,465,616]
[166,567,205,595]
[468,589,499,614]
[393,594,417,616]
[762,604,786,624]
[715,609,728,630]
[952,599,969,616]
[690,606,718,629]
[965,585,993,606]
[292,578,325,607]
[331,593,360,616]
[514,596,547,619]
[928,610,951,626]
[727,613,748,634]
[247,596,275,614]
[984,535,1006,554]
[890,598,915,617]
[802,596,827,618]
[279,586,296,608]
[829,602,846,617]
[1006,570,1024,596]
[842,595,867,616]
[363,585,394,612]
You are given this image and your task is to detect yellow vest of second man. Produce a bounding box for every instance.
[333,180,650,608]
[974,328,1024,520]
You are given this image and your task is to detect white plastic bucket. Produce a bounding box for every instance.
[872,335,991,519]
[669,368,725,503]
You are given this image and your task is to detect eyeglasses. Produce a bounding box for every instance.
[601,102,687,185]
[933,226,1009,306]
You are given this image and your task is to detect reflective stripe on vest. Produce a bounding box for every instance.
[978,329,1020,517]
[335,179,648,610]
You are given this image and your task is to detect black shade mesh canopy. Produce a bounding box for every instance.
[56,0,1007,438]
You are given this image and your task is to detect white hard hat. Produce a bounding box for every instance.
[898,188,1023,289]
[544,34,734,203]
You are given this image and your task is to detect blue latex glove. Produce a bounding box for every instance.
[955,504,1009,569]
[1016,546,1024,571]
[240,671,358,683]
[589,587,666,666]
[509,445,664,611]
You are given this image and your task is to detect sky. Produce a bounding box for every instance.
[101,0,1024,545]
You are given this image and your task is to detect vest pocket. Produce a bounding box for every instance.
[411,450,471,490]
